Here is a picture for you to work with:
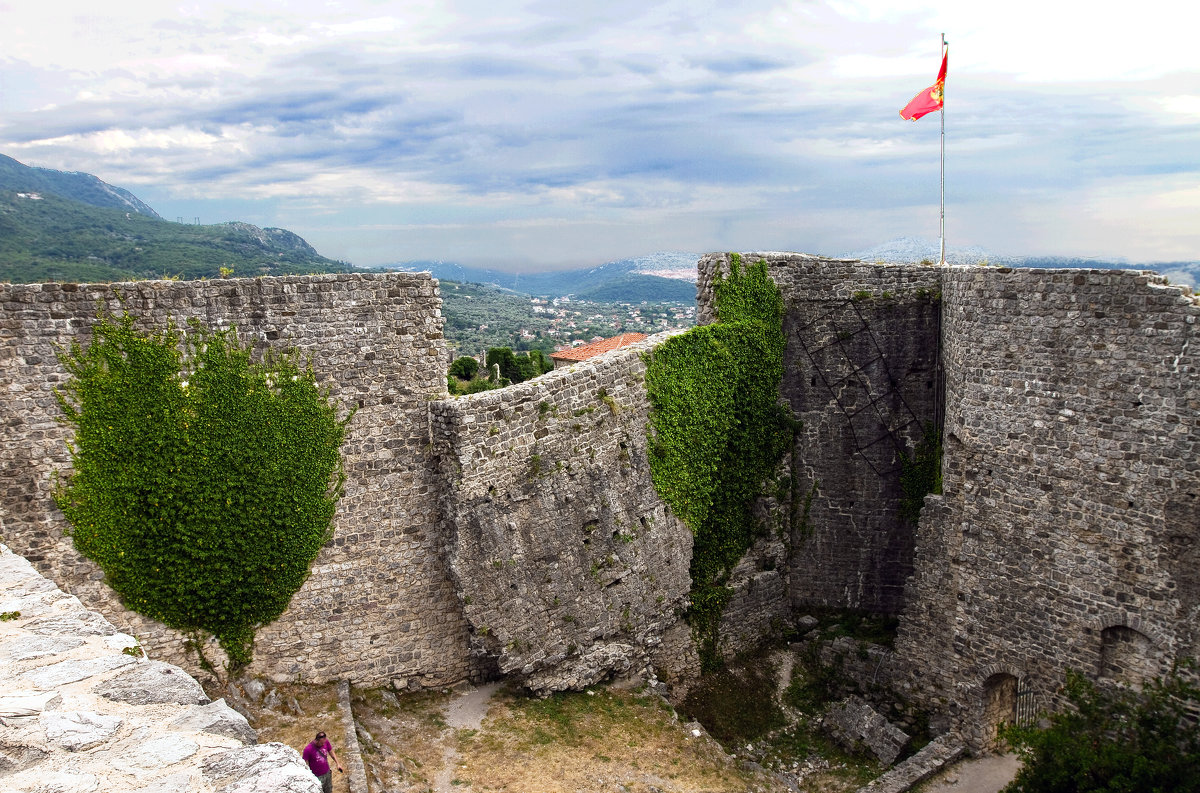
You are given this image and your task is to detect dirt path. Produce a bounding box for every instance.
[919,753,1021,793]
[431,682,501,793]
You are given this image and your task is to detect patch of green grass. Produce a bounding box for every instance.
[505,687,659,749]
[358,687,449,728]
[784,651,843,713]
[813,609,899,647]
[680,661,787,744]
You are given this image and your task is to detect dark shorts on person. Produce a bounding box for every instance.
[318,770,332,793]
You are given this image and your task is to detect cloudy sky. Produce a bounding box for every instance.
[2,1,1197,270]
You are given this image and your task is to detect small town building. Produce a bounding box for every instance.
[549,332,647,365]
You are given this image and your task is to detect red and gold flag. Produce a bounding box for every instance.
[900,49,947,121]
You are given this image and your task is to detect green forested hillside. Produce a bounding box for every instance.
[575,273,695,302]
[0,189,351,283]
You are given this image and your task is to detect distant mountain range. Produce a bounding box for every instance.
[3,153,1193,292]
[382,252,701,301]
[389,241,1198,297]
[845,237,1199,287]
[0,153,160,218]
[0,153,350,283]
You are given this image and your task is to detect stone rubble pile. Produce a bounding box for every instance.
[824,695,910,765]
[0,543,318,792]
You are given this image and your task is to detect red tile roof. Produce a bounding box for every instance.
[549,333,648,363]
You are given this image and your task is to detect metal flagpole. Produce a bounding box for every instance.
[939,33,947,266]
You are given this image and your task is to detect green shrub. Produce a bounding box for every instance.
[448,373,501,395]
[1003,668,1200,793]
[486,347,521,383]
[899,425,942,525]
[486,347,553,385]
[54,311,352,667]
[449,356,480,380]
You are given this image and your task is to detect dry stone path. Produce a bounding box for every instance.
[917,754,1021,793]
[431,682,501,793]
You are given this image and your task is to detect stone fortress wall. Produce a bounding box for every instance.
[0,274,476,687]
[2,259,1198,749]
[428,334,697,692]
[697,253,943,616]
[894,266,1200,749]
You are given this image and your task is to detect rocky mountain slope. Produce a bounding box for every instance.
[0,153,350,283]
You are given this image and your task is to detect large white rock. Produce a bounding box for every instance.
[1,635,85,662]
[24,612,117,637]
[11,770,100,792]
[41,711,124,751]
[0,691,62,718]
[135,772,194,793]
[202,743,322,793]
[131,734,201,767]
[93,661,209,706]
[169,699,257,745]
[20,654,136,689]
[0,544,316,792]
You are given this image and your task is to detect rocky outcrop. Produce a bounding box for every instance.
[94,660,210,706]
[0,543,317,792]
[220,221,320,255]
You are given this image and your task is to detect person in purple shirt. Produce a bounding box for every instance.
[302,730,344,793]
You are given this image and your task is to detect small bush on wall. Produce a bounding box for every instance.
[54,310,352,669]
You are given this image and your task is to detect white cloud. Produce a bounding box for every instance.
[1155,95,1200,122]
[0,0,1196,267]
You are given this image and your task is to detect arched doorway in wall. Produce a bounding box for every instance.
[982,673,1018,750]
[1099,625,1158,688]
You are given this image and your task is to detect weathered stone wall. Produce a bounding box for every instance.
[894,266,1200,749]
[699,253,942,615]
[0,274,474,687]
[7,256,1198,740]
[428,334,696,692]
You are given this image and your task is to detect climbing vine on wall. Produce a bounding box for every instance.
[54,310,352,668]
[898,424,942,525]
[644,254,794,670]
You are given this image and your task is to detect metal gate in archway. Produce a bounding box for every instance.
[1015,677,1037,726]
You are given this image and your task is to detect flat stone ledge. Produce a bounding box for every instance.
[337,679,369,793]
[856,734,966,793]
[0,543,316,792]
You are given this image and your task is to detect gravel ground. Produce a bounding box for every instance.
[917,753,1021,793]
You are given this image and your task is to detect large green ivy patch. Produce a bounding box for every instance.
[54,311,351,668]
[644,255,794,669]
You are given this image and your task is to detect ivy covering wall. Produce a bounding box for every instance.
[644,254,794,669]
[54,311,351,667]
[899,424,943,525]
